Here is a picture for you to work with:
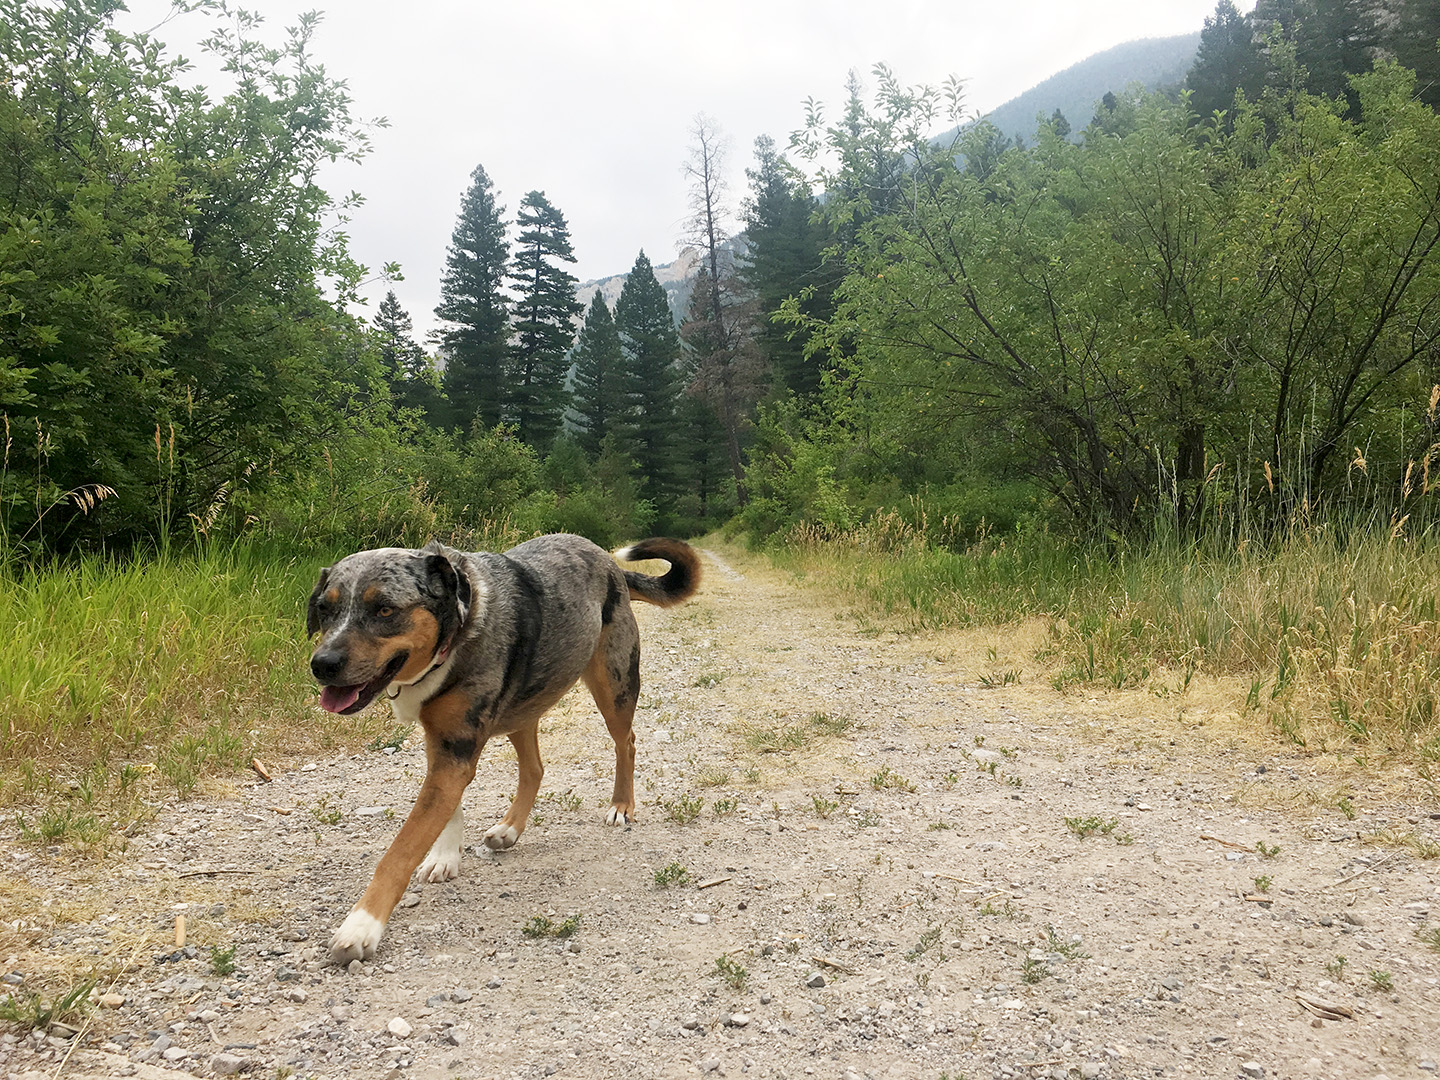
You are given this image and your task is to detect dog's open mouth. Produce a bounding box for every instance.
[318,652,408,715]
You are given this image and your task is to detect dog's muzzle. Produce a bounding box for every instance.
[312,650,408,715]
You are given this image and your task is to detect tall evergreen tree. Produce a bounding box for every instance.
[506,190,582,449]
[433,164,510,432]
[570,293,625,458]
[373,291,439,417]
[740,136,831,399]
[1186,0,1263,122]
[1391,0,1440,111]
[614,250,684,505]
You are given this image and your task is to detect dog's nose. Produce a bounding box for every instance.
[311,649,347,683]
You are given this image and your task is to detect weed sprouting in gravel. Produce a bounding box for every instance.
[1369,969,1393,991]
[1021,956,1047,983]
[209,944,238,976]
[1045,925,1090,960]
[1064,815,1118,839]
[1253,874,1273,893]
[1326,955,1349,980]
[904,927,944,962]
[811,794,840,818]
[1415,927,1440,953]
[712,798,738,817]
[1256,841,1281,859]
[521,914,580,939]
[0,979,95,1031]
[870,765,916,792]
[659,794,704,823]
[653,862,691,888]
[714,954,748,990]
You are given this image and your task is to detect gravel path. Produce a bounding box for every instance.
[3,545,1439,1080]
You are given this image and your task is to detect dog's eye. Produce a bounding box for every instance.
[376,606,396,618]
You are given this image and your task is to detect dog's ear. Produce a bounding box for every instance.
[306,566,330,638]
[425,551,471,636]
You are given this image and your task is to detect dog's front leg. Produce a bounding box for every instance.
[330,761,473,963]
[332,689,482,963]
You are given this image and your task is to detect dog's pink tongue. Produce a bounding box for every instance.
[320,685,361,713]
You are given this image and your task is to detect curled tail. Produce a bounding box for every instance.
[614,538,701,608]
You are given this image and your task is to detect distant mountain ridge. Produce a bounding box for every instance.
[580,34,1203,298]
[974,32,1202,144]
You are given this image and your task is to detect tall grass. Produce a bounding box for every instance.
[0,541,386,813]
[762,513,1440,763]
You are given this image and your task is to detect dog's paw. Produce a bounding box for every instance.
[604,803,635,826]
[482,822,519,850]
[330,909,385,965]
[418,847,462,883]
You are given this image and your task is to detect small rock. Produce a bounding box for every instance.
[347,959,363,975]
[806,972,826,989]
[98,992,125,1008]
[441,1027,463,1046]
[387,1017,412,1038]
[274,965,299,982]
[450,989,472,1003]
[1420,1062,1437,1073]
[355,805,389,817]
[1240,1063,1264,1079]
[2,973,23,986]
[691,913,712,925]
[161,1046,190,1061]
[487,977,503,989]
[759,993,772,1005]
[701,1059,721,1075]
[567,940,581,953]
[285,987,307,1003]
[211,1053,247,1076]
[399,893,421,909]
[426,994,449,1008]
[727,1012,749,1027]
[1080,1064,1101,1080]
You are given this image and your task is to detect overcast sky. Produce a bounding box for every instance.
[116,0,1251,339]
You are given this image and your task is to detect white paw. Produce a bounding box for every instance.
[483,822,519,850]
[330,909,385,964]
[418,806,464,882]
[604,804,635,826]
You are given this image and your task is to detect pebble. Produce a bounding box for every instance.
[727,1012,750,1027]
[285,987,307,1003]
[806,972,826,988]
[161,1046,189,1062]
[1240,1063,1264,1079]
[387,1017,412,1038]
[691,913,712,924]
[1080,1064,1101,1079]
[487,977,503,989]
[701,1059,721,1074]
[347,960,363,975]
[212,1053,248,1076]
[1420,1062,1437,1073]
[98,992,125,1008]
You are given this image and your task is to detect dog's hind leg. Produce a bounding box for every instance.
[483,722,544,851]
[418,800,464,883]
[583,623,641,826]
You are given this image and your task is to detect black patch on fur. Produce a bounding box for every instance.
[464,695,492,728]
[497,557,546,707]
[441,736,476,760]
[612,643,642,712]
[601,574,622,626]
[305,567,330,637]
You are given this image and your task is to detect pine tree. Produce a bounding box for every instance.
[506,190,582,449]
[570,293,625,458]
[741,136,830,399]
[433,164,510,432]
[373,290,439,417]
[1187,0,1264,123]
[1391,0,1440,110]
[614,250,684,505]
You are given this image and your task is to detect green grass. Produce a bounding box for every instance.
[653,862,691,888]
[0,540,397,820]
[713,954,748,990]
[521,914,580,939]
[1064,815,1119,839]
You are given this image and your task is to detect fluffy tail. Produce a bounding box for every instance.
[614,538,701,608]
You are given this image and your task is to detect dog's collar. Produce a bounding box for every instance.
[386,640,453,700]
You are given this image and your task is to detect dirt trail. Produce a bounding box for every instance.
[4,546,1440,1080]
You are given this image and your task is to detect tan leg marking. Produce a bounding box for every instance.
[583,643,639,826]
[485,722,544,850]
[331,687,479,964]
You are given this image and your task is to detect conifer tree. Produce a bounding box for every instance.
[506,190,582,449]
[570,293,625,458]
[614,250,684,502]
[741,136,829,399]
[433,163,510,432]
[1187,0,1263,123]
[373,290,438,417]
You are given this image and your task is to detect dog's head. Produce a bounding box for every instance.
[306,545,471,714]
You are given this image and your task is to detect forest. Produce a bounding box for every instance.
[3,0,1440,789]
